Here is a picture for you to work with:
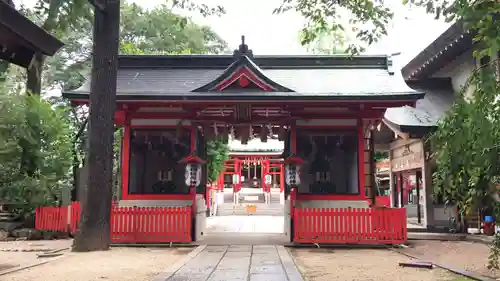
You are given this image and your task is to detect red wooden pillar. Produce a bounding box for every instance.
[219,173,224,191]
[279,163,285,193]
[357,119,365,199]
[234,158,239,193]
[262,157,270,192]
[121,120,131,200]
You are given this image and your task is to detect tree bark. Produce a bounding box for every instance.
[26,53,44,94]
[72,0,120,252]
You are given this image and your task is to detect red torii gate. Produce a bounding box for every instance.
[215,155,285,195]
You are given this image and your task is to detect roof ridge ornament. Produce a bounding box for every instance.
[234,35,253,58]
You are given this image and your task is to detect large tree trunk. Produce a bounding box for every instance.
[72,0,120,252]
[26,53,45,94]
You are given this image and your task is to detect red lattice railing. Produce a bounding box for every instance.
[35,206,68,232]
[37,201,192,243]
[293,207,407,245]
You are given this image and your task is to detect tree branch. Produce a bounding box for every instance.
[88,0,106,12]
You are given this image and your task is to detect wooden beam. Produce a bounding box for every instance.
[382,119,410,140]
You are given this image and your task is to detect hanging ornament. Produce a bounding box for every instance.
[241,126,250,144]
[260,125,269,142]
[221,125,229,144]
[213,123,219,136]
[278,125,286,141]
[230,126,235,139]
[204,123,215,140]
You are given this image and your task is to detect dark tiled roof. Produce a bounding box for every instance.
[65,54,421,101]
[384,78,454,129]
[0,1,63,67]
[401,22,473,80]
[192,54,294,92]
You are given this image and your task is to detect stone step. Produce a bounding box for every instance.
[217,209,284,216]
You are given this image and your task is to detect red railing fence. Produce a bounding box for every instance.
[111,206,191,243]
[70,201,81,233]
[36,202,193,243]
[293,207,407,245]
[35,206,68,232]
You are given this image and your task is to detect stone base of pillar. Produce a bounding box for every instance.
[194,195,207,242]
[264,192,271,204]
[284,199,291,241]
[216,192,224,204]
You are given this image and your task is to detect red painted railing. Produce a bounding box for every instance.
[38,201,193,243]
[70,201,81,233]
[35,206,68,232]
[293,207,407,245]
[111,206,191,243]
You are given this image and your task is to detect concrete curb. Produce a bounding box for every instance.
[276,245,305,281]
[284,243,393,249]
[408,232,494,245]
[110,243,197,248]
[151,245,206,281]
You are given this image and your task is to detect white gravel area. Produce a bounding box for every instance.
[289,248,460,281]
[3,247,193,281]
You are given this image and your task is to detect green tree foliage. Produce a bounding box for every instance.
[373,151,388,162]
[0,92,73,215]
[206,138,229,184]
[43,1,228,92]
[305,29,347,54]
[275,0,393,54]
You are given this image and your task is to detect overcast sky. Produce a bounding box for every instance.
[15,0,452,68]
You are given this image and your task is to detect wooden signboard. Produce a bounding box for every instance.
[391,141,424,172]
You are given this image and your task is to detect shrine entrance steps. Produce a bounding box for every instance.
[217,203,283,216]
[154,245,304,281]
[217,187,284,216]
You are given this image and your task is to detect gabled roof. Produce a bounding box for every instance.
[64,38,422,102]
[193,38,293,92]
[383,78,454,137]
[0,1,64,67]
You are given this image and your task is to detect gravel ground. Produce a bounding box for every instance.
[400,240,500,279]
[3,247,193,281]
[289,248,462,281]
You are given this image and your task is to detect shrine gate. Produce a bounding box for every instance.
[60,37,414,245]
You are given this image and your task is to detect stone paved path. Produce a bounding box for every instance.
[155,245,304,281]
